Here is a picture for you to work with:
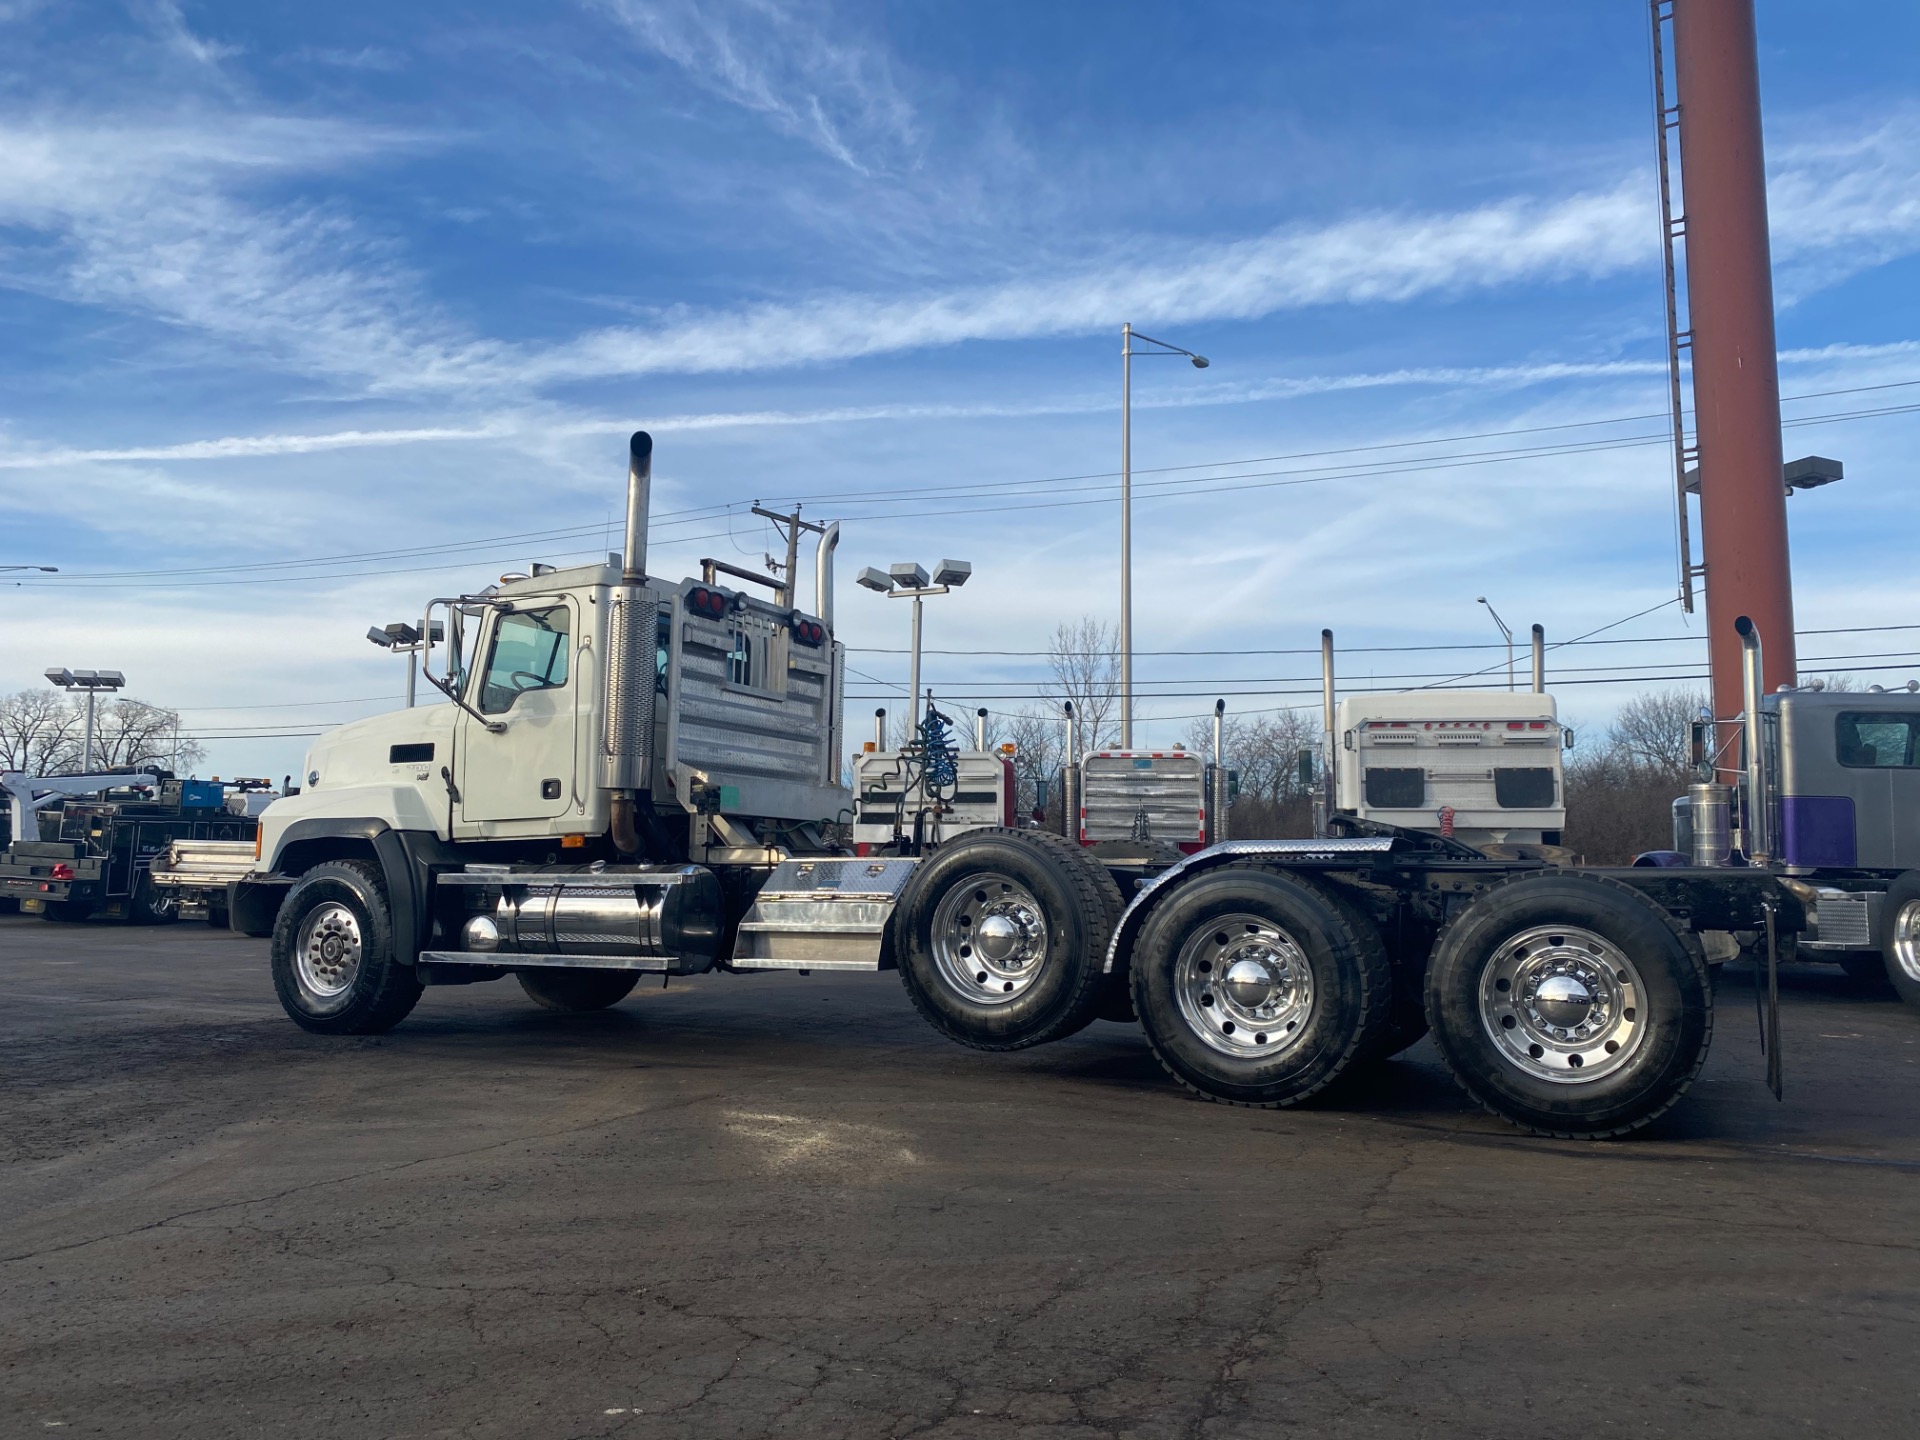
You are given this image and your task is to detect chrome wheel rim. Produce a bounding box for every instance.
[1479,925,1646,1084]
[1174,913,1315,1061]
[929,871,1050,1006]
[296,901,363,999]
[1894,899,1920,984]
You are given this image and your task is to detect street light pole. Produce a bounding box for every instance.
[1119,325,1209,748]
[908,590,924,734]
[1477,597,1515,691]
[1121,323,1133,749]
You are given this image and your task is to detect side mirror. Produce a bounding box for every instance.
[1342,729,1355,752]
[1296,748,1314,790]
[1563,728,1576,751]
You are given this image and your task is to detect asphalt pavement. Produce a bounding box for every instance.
[3,911,1918,1439]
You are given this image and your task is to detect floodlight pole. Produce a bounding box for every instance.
[1120,324,1209,747]
[909,591,924,734]
[1121,323,1133,749]
[83,688,98,772]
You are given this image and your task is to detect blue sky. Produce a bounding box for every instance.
[2,0,1917,779]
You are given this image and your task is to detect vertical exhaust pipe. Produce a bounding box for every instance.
[1736,615,1770,863]
[975,707,988,749]
[1318,630,1335,837]
[603,432,658,854]
[1210,698,1229,845]
[621,431,651,585]
[874,708,887,749]
[1531,624,1546,694]
[1062,702,1080,843]
[814,522,840,626]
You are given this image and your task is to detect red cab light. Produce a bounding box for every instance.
[49,863,75,881]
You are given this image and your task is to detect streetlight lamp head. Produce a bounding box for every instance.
[367,627,396,648]
[383,622,422,646]
[97,671,125,689]
[1189,355,1209,369]
[45,667,74,688]
[856,567,894,593]
[889,561,930,590]
[931,559,972,588]
[1476,596,1488,605]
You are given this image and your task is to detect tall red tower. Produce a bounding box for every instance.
[1671,0,1797,720]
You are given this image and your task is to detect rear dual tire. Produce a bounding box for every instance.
[893,828,1121,1051]
[1424,873,1711,1138]
[517,969,641,1012]
[1129,866,1392,1108]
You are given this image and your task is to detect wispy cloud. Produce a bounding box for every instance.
[526,184,1657,383]
[1769,108,1920,300]
[0,355,1710,470]
[0,114,500,388]
[592,0,916,174]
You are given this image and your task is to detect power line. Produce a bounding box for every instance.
[14,375,1919,591]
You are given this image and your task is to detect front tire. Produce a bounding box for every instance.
[1879,872,1920,1012]
[130,872,179,925]
[270,860,423,1035]
[517,968,641,1012]
[1130,866,1391,1107]
[1425,873,1711,1138]
[893,828,1118,1050]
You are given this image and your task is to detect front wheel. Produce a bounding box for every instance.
[270,861,423,1035]
[1425,873,1711,1138]
[1130,866,1391,1107]
[1879,872,1920,1012]
[517,968,641,1012]
[131,872,179,925]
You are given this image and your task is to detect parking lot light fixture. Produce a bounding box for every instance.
[864,559,972,734]
[45,667,127,771]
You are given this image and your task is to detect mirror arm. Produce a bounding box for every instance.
[420,667,507,733]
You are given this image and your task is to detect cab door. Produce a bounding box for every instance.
[456,599,580,829]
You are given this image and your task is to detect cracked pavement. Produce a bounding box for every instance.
[3,913,1918,1438]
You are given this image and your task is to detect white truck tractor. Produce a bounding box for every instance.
[1332,692,1568,851]
[210,433,1824,1138]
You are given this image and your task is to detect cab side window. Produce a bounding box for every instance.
[1836,712,1918,768]
[478,606,571,715]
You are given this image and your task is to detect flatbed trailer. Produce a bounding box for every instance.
[193,433,1842,1140]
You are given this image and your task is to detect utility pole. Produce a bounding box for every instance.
[753,506,829,609]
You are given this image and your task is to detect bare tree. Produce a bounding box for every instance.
[0,690,83,773]
[93,699,205,772]
[1046,617,1121,751]
[1607,688,1709,774]
[998,706,1063,824]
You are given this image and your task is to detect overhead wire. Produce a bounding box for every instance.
[12,375,1919,591]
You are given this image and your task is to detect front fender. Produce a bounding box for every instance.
[260,783,446,872]
[1102,837,1400,975]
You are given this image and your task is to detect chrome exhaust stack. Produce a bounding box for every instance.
[1317,629,1335,836]
[814,521,840,627]
[603,432,658,849]
[1531,624,1546,693]
[1736,615,1771,863]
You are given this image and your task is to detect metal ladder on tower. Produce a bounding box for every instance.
[1651,0,1704,615]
